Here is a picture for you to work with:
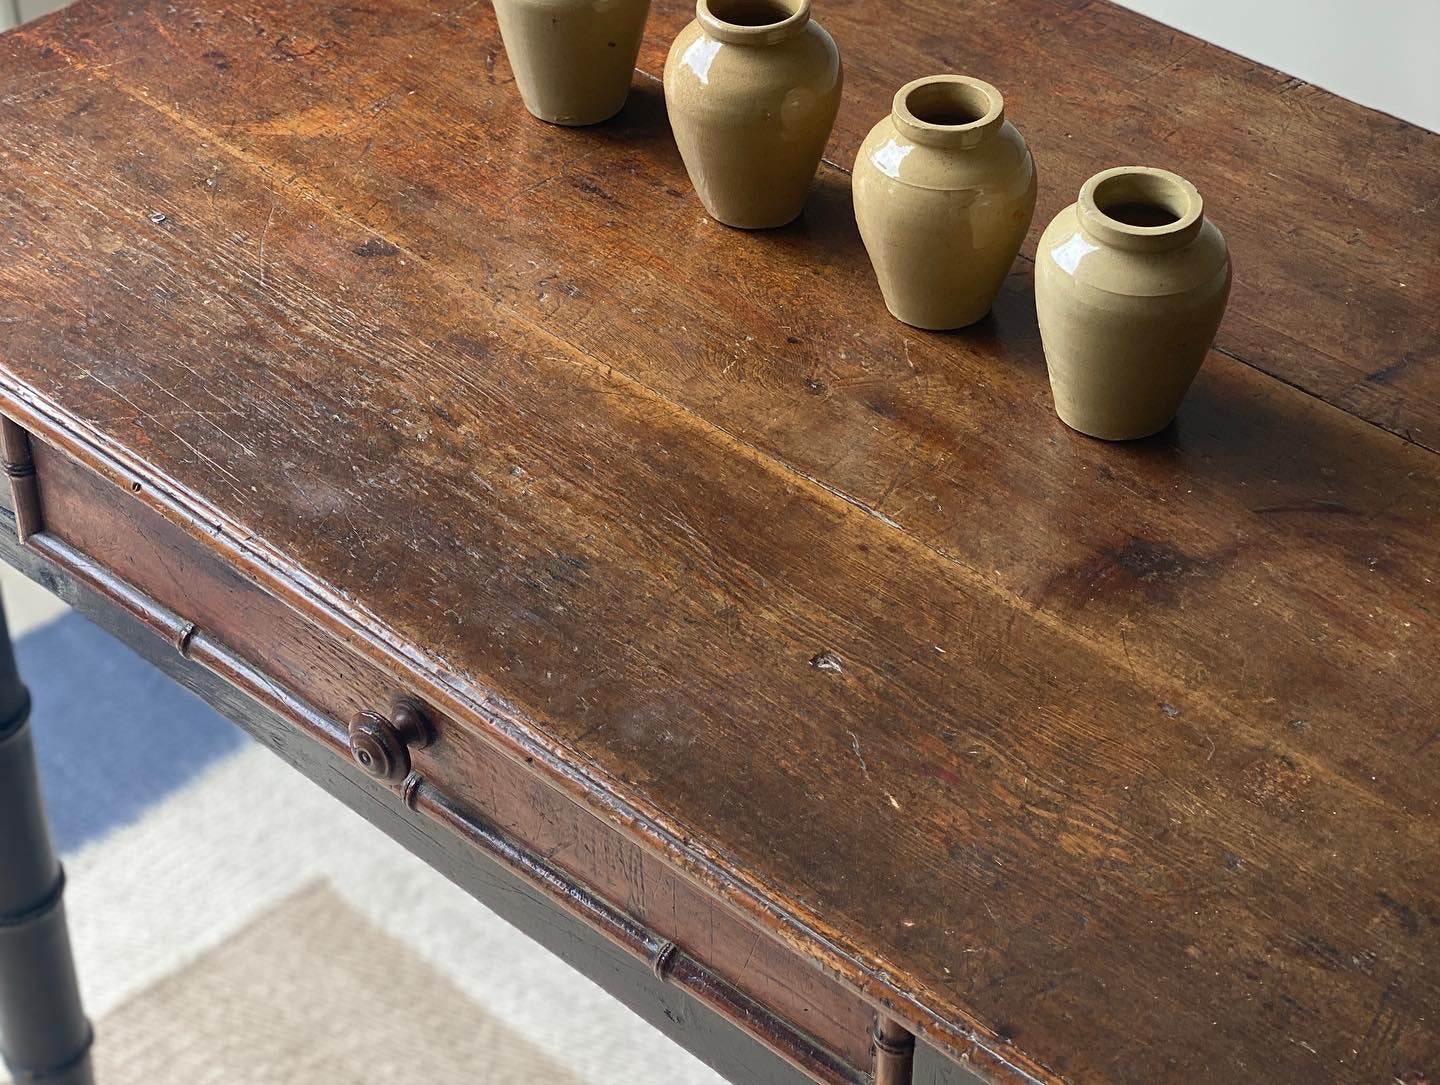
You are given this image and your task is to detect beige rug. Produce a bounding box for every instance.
[0,742,721,1085]
[92,883,585,1085]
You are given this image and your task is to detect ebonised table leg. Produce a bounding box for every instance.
[0,594,94,1085]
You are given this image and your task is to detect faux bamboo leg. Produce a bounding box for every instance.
[873,1015,915,1085]
[0,594,94,1085]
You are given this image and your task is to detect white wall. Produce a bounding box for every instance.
[13,0,63,21]
[2,0,1436,132]
[1114,0,1440,133]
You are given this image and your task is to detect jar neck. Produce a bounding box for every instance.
[696,0,811,45]
[890,76,1005,150]
[1076,166,1206,253]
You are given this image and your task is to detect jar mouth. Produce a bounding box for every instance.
[697,0,811,44]
[892,75,1005,148]
[1078,167,1204,250]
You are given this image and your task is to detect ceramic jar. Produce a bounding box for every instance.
[853,76,1036,330]
[494,0,651,126]
[663,0,842,229]
[1035,166,1231,440]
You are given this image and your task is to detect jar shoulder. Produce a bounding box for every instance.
[854,117,1035,196]
[663,19,842,103]
[1037,203,1231,299]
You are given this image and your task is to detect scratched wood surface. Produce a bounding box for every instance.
[0,2,1437,1084]
[636,0,1440,453]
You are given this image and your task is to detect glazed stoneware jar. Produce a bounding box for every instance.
[663,0,842,229]
[494,0,651,126]
[853,75,1036,330]
[1035,166,1231,440]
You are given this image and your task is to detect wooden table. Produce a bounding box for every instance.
[0,2,1436,1083]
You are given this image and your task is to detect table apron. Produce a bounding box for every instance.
[0,415,911,1085]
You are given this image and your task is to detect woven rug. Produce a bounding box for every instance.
[7,612,723,1085]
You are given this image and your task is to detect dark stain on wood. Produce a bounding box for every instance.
[1376,891,1422,937]
[1042,536,1232,606]
[446,334,494,362]
[1252,499,1358,516]
[523,552,591,592]
[1365,353,1414,386]
[355,237,401,259]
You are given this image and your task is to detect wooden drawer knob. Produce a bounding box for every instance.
[347,696,434,784]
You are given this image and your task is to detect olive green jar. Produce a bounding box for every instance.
[853,76,1036,330]
[1035,166,1231,440]
[663,0,842,229]
[494,0,651,126]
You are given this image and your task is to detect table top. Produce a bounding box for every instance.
[1,2,1437,1083]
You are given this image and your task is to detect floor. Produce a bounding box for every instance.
[2,560,68,636]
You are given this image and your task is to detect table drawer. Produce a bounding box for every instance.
[7,422,880,1080]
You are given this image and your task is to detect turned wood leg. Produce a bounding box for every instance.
[0,595,94,1085]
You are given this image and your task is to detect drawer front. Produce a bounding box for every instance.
[19,431,879,1076]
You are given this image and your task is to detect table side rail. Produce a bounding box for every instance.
[0,415,891,1085]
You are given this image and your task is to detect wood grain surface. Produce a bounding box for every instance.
[30,438,880,1074]
[0,500,863,1085]
[637,0,1440,452]
[0,2,1436,1084]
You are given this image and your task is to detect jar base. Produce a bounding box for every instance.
[884,300,993,332]
[1054,407,1175,442]
[522,98,628,127]
[705,204,806,231]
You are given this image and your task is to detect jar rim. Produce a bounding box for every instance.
[696,0,811,45]
[891,75,1005,149]
[1077,166,1205,251]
